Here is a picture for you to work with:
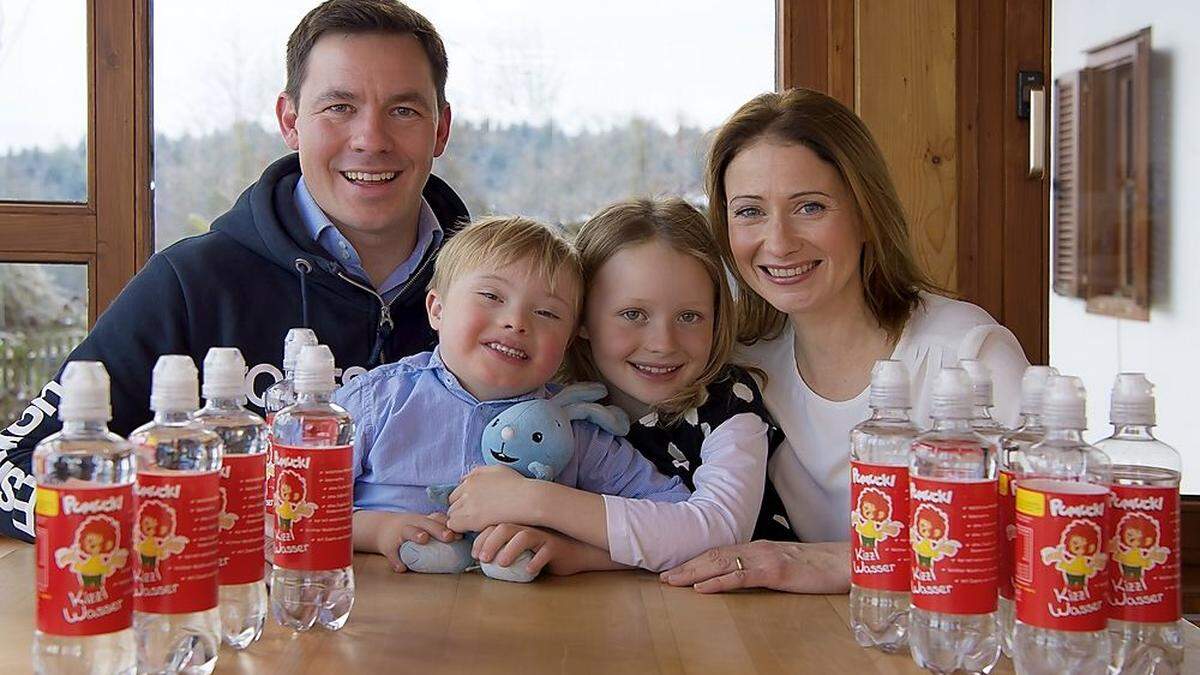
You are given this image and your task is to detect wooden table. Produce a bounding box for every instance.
[3,541,1197,674]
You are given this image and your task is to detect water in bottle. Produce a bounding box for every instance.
[32,362,137,675]
[195,347,268,650]
[128,355,223,674]
[1011,375,1112,675]
[995,365,1057,657]
[269,345,355,631]
[1094,373,1184,675]
[908,367,1000,674]
[849,359,919,653]
[263,328,318,565]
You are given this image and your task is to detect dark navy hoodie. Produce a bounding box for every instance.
[0,153,468,541]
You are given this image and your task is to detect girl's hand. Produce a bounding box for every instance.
[446,465,535,533]
[659,540,850,594]
[473,523,588,577]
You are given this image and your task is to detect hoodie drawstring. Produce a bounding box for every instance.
[294,258,312,328]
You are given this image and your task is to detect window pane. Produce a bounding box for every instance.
[0,263,88,421]
[0,1,88,203]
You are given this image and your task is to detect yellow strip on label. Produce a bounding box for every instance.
[35,487,59,517]
[1015,486,1044,517]
[999,472,1010,496]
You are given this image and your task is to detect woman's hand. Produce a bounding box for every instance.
[446,465,535,533]
[659,540,850,594]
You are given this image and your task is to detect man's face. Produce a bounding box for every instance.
[277,32,451,240]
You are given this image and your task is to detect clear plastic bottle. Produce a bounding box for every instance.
[128,355,222,675]
[32,362,137,675]
[908,367,1000,675]
[1094,373,1184,675]
[269,345,355,632]
[995,365,1057,658]
[195,348,268,650]
[262,328,318,565]
[1011,375,1112,675]
[958,360,1007,448]
[849,359,919,653]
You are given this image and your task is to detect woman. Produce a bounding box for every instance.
[661,88,1029,593]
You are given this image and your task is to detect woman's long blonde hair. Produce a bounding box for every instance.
[705,88,938,345]
[564,197,737,424]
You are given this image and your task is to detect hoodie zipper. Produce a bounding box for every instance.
[334,248,436,366]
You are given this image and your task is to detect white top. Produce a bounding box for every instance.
[603,412,767,571]
[739,293,1030,542]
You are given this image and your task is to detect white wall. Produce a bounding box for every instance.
[1050,3,1200,493]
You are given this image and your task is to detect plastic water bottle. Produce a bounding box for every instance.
[269,345,355,631]
[1094,373,1184,675]
[1011,375,1112,675]
[262,328,318,565]
[32,362,137,675]
[195,348,268,650]
[849,360,919,653]
[995,365,1057,658]
[128,355,222,674]
[958,360,1007,447]
[908,367,1000,674]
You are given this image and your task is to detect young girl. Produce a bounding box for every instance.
[445,197,796,573]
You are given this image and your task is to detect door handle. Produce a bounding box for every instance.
[1028,86,1046,179]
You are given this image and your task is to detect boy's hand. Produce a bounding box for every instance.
[446,465,535,532]
[472,523,589,577]
[365,511,460,573]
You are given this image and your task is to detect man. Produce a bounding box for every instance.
[0,0,468,541]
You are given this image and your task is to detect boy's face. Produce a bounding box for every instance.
[427,257,579,402]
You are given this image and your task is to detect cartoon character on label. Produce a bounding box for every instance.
[852,488,903,550]
[1111,513,1169,582]
[275,469,316,534]
[54,514,129,591]
[911,504,961,574]
[217,487,238,531]
[1041,519,1107,590]
[135,501,188,574]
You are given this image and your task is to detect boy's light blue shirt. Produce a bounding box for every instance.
[333,348,690,514]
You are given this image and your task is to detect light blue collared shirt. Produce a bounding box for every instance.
[332,349,690,514]
[294,176,442,303]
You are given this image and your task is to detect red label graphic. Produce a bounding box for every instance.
[264,414,276,565]
[272,444,353,571]
[1107,485,1180,622]
[219,454,266,584]
[849,461,910,591]
[998,469,1016,600]
[36,484,134,636]
[133,471,220,614]
[909,476,998,614]
[1014,479,1109,631]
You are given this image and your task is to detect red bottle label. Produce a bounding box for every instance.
[35,484,134,636]
[133,471,221,614]
[909,476,998,614]
[1107,485,1180,622]
[998,469,1016,600]
[849,461,910,591]
[1013,479,1110,631]
[218,454,266,584]
[271,443,353,571]
[264,413,276,561]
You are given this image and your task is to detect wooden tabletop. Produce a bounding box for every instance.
[3,540,1196,674]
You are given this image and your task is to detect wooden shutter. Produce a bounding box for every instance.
[1053,70,1088,298]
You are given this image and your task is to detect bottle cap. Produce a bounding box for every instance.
[1110,372,1155,426]
[1042,374,1087,430]
[202,347,247,400]
[1019,365,1059,415]
[150,355,200,413]
[282,328,319,373]
[869,359,911,408]
[930,367,972,420]
[958,359,993,407]
[295,344,337,393]
[58,361,112,422]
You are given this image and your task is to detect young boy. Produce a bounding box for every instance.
[336,216,691,574]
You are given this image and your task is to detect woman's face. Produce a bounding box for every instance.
[723,139,866,318]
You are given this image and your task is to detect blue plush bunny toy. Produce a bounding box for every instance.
[399,382,629,582]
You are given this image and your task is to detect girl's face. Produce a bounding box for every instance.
[582,240,715,413]
[724,139,866,318]
[860,501,877,521]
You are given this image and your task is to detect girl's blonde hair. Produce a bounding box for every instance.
[565,197,737,424]
[705,88,939,345]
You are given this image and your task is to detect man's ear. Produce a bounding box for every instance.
[276,92,300,151]
[426,289,443,331]
[433,103,452,158]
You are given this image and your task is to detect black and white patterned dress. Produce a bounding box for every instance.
[624,366,797,542]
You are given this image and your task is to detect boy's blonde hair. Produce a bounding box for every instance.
[564,198,737,424]
[429,216,584,314]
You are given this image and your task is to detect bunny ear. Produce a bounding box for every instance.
[549,382,608,407]
[564,402,630,437]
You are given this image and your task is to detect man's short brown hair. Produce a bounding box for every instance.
[285,0,448,107]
